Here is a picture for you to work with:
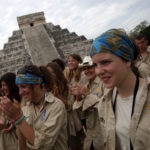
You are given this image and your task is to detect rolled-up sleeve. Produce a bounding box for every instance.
[24,99,67,149]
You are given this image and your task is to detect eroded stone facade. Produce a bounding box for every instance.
[0,11,92,77]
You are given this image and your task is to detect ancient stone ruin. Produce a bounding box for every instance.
[0,12,92,77]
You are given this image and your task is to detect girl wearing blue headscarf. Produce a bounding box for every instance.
[0,65,69,150]
[90,29,150,150]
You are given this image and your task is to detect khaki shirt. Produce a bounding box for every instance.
[66,68,88,136]
[98,77,150,150]
[0,109,18,150]
[22,92,68,150]
[73,77,105,150]
[0,131,18,150]
[136,46,150,77]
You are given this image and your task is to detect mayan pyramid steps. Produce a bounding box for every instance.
[0,12,92,76]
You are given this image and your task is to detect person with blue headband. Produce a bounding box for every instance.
[0,65,69,150]
[90,29,150,150]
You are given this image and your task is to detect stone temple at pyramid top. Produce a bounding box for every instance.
[0,11,92,77]
[17,12,46,29]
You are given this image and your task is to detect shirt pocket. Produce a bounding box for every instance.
[134,113,150,149]
[86,109,97,129]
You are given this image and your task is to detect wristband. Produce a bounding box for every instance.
[15,115,28,126]
[13,112,23,122]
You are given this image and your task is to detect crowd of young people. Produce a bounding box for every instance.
[0,28,149,150]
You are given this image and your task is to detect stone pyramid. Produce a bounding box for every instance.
[0,11,92,76]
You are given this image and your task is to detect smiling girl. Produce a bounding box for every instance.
[90,29,150,150]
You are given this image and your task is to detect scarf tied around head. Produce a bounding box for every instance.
[16,73,43,85]
[90,29,137,62]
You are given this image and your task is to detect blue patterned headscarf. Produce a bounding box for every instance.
[90,29,137,62]
[16,73,43,85]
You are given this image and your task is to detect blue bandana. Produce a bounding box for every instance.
[90,29,137,62]
[16,73,43,85]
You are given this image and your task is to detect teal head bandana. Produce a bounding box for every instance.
[16,73,43,85]
[90,29,137,62]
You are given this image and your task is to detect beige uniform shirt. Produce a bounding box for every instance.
[98,77,150,150]
[66,67,88,136]
[22,92,69,150]
[0,109,18,150]
[73,77,105,150]
[0,131,18,150]
[136,46,150,77]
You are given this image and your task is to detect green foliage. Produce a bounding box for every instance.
[141,26,150,45]
[129,20,150,41]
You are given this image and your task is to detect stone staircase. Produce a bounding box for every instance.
[0,12,93,77]
[0,30,31,76]
[44,23,92,61]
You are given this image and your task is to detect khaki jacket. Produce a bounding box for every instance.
[98,77,150,150]
[73,77,105,150]
[22,92,69,150]
[0,131,18,150]
[0,109,18,150]
[136,46,150,77]
[66,69,88,136]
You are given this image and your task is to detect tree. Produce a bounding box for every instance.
[129,20,150,40]
[141,25,150,45]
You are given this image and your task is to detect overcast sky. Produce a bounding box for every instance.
[0,0,149,49]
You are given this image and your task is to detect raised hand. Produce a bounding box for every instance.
[0,96,22,121]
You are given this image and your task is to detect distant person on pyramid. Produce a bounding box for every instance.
[0,72,21,150]
[135,33,150,77]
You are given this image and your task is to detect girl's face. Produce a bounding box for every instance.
[1,81,9,97]
[68,56,80,70]
[18,84,41,103]
[92,53,131,88]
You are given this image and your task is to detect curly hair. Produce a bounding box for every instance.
[17,65,54,92]
[67,54,82,63]
[52,58,65,71]
[0,72,21,102]
[47,62,68,99]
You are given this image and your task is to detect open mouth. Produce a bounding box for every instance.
[101,76,111,83]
